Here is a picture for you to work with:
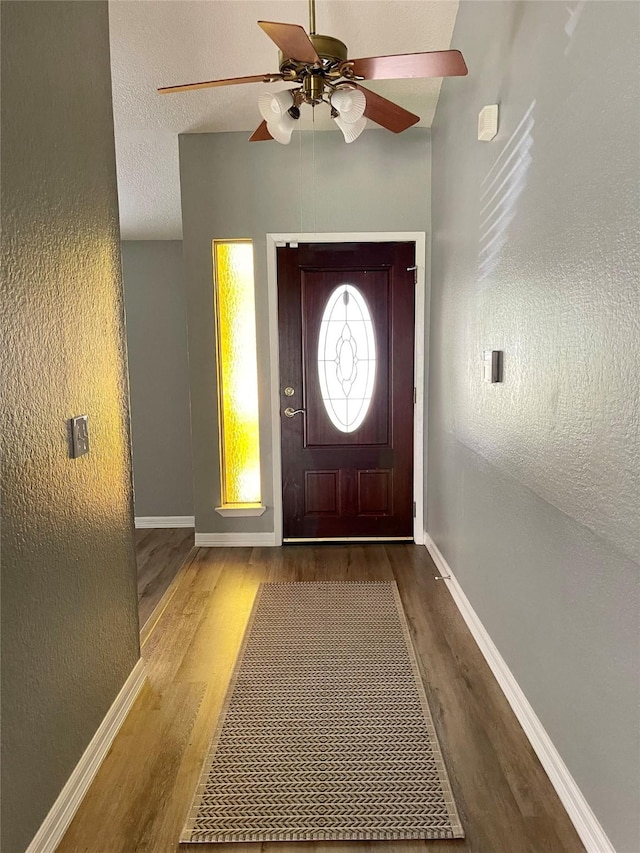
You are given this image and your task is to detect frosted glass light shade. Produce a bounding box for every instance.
[331,88,366,123]
[258,90,294,122]
[267,113,297,144]
[334,113,367,143]
[258,90,297,144]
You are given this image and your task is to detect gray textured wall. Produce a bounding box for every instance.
[428,2,640,849]
[122,240,194,518]
[1,3,140,851]
[179,129,430,535]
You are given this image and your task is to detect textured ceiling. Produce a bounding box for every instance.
[109,1,460,239]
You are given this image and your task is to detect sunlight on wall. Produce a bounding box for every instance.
[478,101,536,283]
[213,240,261,505]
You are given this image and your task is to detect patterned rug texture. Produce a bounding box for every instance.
[182,581,464,843]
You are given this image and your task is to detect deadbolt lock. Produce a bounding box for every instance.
[284,386,295,397]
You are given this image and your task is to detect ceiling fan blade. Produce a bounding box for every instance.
[158,73,282,94]
[258,20,320,64]
[347,50,468,81]
[356,85,420,133]
[249,121,273,142]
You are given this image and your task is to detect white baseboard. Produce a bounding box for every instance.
[26,658,146,853]
[423,533,615,853]
[195,532,277,547]
[135,516,194,528]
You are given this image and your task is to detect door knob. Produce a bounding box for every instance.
[284,407,305,418]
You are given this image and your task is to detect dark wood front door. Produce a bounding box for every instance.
[278,242,415,540]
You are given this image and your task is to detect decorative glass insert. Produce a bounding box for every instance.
[317,284,376,433]
[213,240,261,505]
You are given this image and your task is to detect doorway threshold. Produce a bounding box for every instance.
[283,536,414,544]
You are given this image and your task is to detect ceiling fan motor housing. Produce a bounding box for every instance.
[278,33,348,71]
[279,34,349,103]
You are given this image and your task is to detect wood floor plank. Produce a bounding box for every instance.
[58,542,585,853]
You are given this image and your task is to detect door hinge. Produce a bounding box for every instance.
[412,501,417,518]
[413,387,417,405]
[407,265,418,284]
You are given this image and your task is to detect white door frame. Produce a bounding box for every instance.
[266,231,427,546]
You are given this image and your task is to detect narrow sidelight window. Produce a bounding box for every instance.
[213,240,261,506]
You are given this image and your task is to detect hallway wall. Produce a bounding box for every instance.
[1,3,140,850]
[179,129,430,536]
[122,240,194,518]
[428,2,640,849]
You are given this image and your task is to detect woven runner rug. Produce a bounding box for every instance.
[182,581,464,843]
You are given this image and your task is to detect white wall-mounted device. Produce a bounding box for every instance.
[478,104,499,141]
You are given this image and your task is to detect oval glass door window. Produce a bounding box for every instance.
[317,284,376,433]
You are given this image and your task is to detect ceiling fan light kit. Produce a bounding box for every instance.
[330,88,366,123]
[334,112,368,143]
[258,90,299,144]
[329,87,367,143]
[158,0,468,144]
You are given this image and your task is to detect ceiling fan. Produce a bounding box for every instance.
[158,0,468,144]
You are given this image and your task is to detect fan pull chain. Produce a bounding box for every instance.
[298,127,303,236]
[312,108,317,233]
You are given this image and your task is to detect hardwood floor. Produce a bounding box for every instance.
[136,527,195,631]
[59,543,585,853]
